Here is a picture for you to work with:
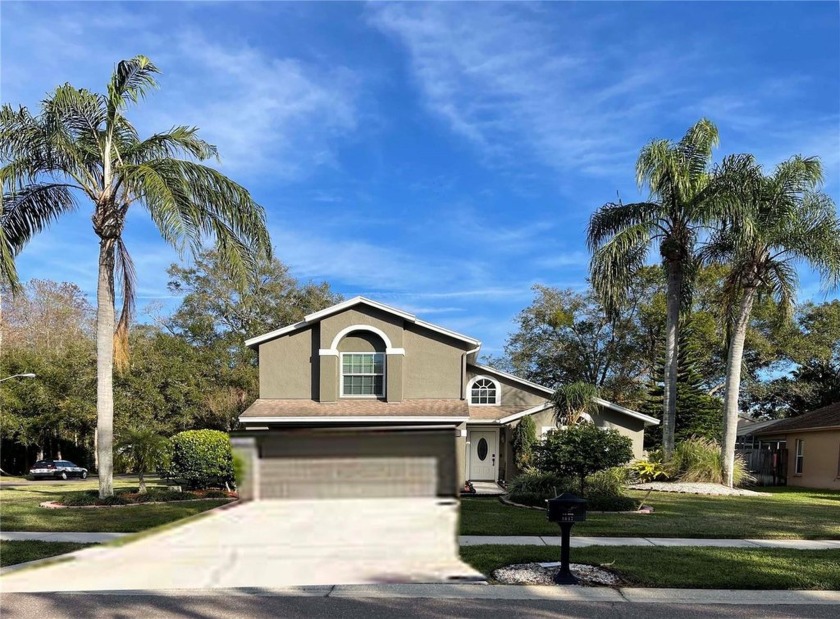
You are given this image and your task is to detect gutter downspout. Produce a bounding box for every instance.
[461,344,482,399]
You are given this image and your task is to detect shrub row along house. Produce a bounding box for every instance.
[232,297,658,499]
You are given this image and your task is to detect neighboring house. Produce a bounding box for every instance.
[755,401,840,490]
[232,297,658,500]
[736,415,786,450]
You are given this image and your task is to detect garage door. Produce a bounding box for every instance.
[258,429,455,499]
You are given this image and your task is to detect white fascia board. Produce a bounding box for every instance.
[413,318,481,346]
[594,397,660,426]
[245,296,480,348]
[239,416,468,424]
[496,402,554,425]
[468,364,555,396]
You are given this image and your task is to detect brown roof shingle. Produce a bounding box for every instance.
[241,399,469,418]
[755,401,840,435]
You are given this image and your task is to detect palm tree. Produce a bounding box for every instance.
[0,56,271,497]
[588,118,719,458]
[116,427,170,494]
[704,154,840,487]
[552,381,600,426]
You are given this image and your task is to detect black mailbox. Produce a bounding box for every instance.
[546,493,587,585]
[547,493,587,523]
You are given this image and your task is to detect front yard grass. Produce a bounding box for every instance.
[0,476,230,532]
[461,487,840,539]
[0,541,92,567]
[460,545,840,589]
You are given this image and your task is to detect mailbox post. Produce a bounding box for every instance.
[546,493,587,585]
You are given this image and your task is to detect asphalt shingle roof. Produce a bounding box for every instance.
[754,401,840,435]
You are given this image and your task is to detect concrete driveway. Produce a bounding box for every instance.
[0,499,482,592]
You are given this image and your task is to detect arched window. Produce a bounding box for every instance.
[469,376,500,405]
[339,330,386,398]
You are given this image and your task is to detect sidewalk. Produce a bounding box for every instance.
[459,536,840,549]
[4,531,840,549]
[1,532,128,543]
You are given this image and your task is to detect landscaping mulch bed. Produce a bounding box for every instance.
[492,562,621,586]
[42,489,238,509]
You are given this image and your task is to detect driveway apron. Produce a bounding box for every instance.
[0,499,482,592]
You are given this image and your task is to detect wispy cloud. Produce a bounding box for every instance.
[368,3,683,177]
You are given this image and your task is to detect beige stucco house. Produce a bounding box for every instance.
[755,401,840,490]
[232,297,658,500]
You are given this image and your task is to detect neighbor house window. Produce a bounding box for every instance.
[341,353,384,397]
[794,439,804,475]
[470,377,500,405]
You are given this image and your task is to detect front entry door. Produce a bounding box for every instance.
[469,430,497,481]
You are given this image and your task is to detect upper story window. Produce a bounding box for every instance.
[469,376,500,405]
[341,353,385,397]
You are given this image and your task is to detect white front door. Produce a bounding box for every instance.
[469,430,497,481]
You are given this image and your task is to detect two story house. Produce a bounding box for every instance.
[232,297,657,500]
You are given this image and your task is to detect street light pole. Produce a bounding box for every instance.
[0,373,36,383]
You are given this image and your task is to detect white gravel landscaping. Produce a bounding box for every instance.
[492,562,621,586]
[628,482,764,496]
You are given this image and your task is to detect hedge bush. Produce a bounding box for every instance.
[506,467,636,511]
[165,429,235,489]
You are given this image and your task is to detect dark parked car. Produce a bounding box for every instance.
[29,459,88,480]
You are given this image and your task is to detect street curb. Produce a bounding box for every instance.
[2,584,837,603]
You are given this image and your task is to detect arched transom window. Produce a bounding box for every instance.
[470,377,500,405]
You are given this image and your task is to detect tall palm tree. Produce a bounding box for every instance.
[0,56,271,497]
[704,154,840,487]
[552,381,600,426]
[588,119,719,457]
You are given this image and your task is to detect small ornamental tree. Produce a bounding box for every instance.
[535,423,633,494]
[511,416,538,470]
[166,429,234,489]
[116,427,170,494]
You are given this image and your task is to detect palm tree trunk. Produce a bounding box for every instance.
[662,261,683,458]
[96,237,116,498]
[721,287,756,488]
[138,470,146,494]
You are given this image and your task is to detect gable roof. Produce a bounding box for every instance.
[755,401,840,435]
[469,363,660,426]
[245,296,481,349]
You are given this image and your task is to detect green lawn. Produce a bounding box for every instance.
[0,476,230,532]
[0,541,93,567]
[460,545,840,589]
[461,487,840,539]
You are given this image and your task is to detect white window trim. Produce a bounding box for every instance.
[467,375,502,406]
[795,439,804,475]
[340,352,386,399]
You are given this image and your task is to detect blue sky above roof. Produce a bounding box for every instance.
[2,1,838,355]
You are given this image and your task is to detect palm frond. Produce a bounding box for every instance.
[122,126,218,164]
[1,183,77,252]
[107,56,160,120]
[113,237,136,372]
[586,201,663,250]
[590,221,653,315]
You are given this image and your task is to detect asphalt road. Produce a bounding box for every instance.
[1,594,838,619]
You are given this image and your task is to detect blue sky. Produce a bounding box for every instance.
[2,1,838,355]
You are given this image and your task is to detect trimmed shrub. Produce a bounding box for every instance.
[668,437,754,486]
[535,423,634,494]
[507,467,635,511]
[507,470,575,506]
[165,430,235,489]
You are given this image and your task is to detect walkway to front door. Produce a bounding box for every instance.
[468,429,498,481]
